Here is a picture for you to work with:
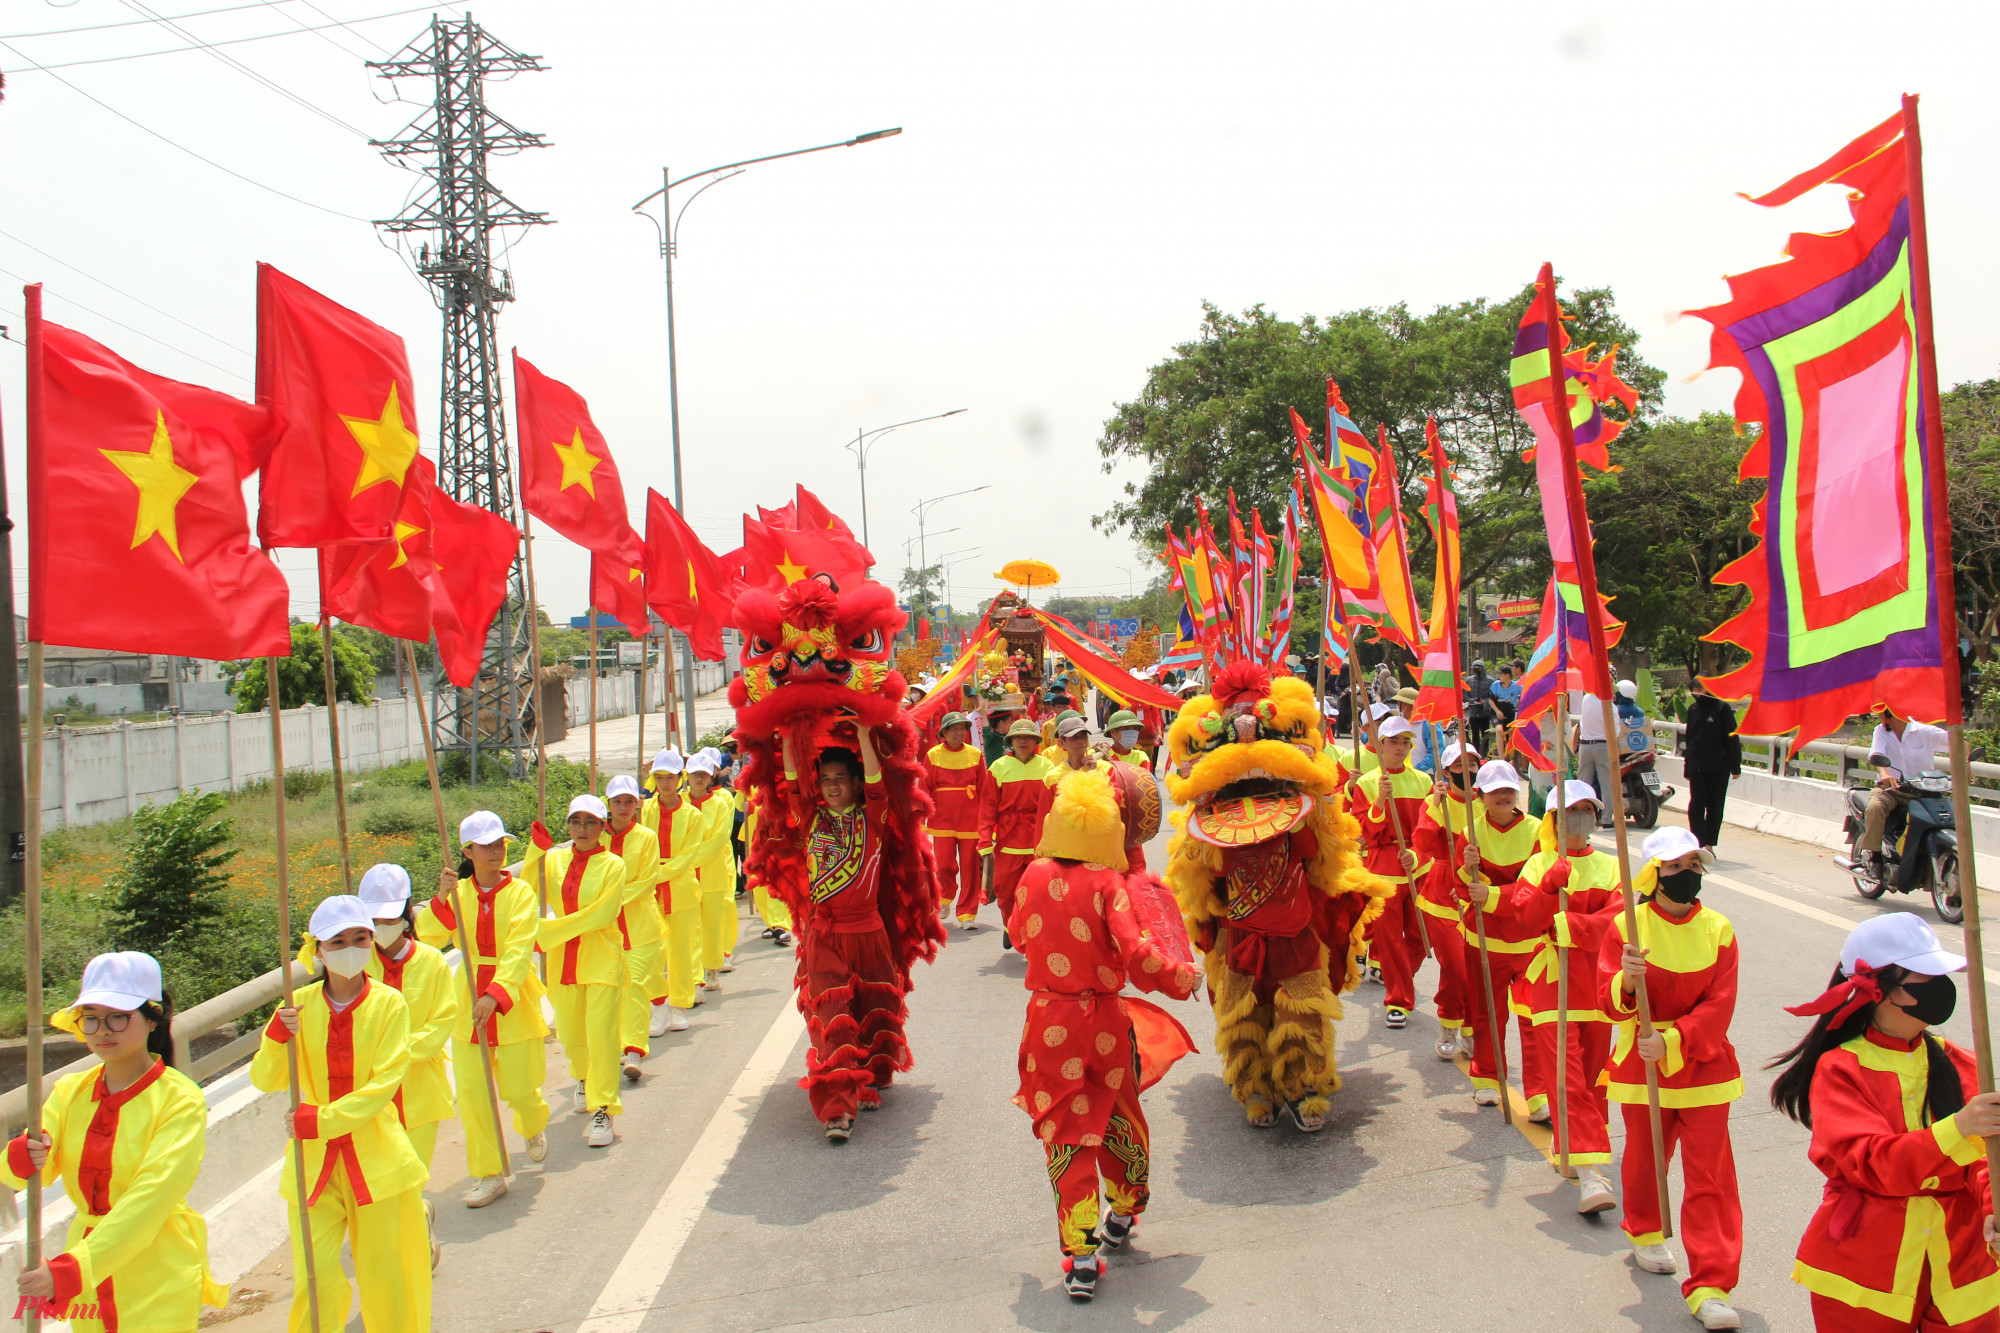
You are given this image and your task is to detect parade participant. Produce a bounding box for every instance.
[780,728,911,1141]
[1601,826,1743,1329]
[1771,914,2000,1332]
[1349,701,1392,776]
[688,750,741,987]
[355,865,457,1174]
[1165,664,1388,1130]
[1048,714,1099,779]
[1040,708,1084,761]
[523,794,630,1149]
[1465,660,1496,752]
[642,748,705,1020]
[1412,741,1480,1058]
[7,951,229,1330]
[604,775,669,1079]
[1447,763,1548,1099]
[1101,710,1150,769]
[1484,783,1623,1211]
[982,693,1026,764]
[1352,716,1433,1029]
[744,789,795,948]
[921,710,994,931]
[980,718,1057,947]
[1395,686,1439,775]
[1682,681,1741,852]
[254,895,430,1332]
[417,811,550,1207]
[1011,767,1200,1301]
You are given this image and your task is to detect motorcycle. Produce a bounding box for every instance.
[1620,749,1670,830]
[1834,768,1961,924]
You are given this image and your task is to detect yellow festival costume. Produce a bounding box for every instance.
[524,839,629,1117]
[744,794,792,932]
[643,792,710,1009]
[688,789,740,969]
[606,817,668,1058]
[251,978,430,1333]
[415,870,551,1179]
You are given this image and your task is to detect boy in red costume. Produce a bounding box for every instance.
[922,710,995,931]
[781,727,910,1142]
[1352,715,1432,1028]
[1412,741,1481,1059]
[1011,767,1199,1301]
[979,719,1056,948]
[1452,766,1554,1113]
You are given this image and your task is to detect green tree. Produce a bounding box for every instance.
[105,791,236,954]
[226,623,377,712]
[898,564,944,621]
[1942,379,2000,658]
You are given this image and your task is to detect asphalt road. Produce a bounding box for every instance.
[214,789,2000,1332]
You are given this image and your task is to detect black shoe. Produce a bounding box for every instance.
[774,929,794,947]
[1064,1255,1099,1300]
[1002,930,1012,951]
[1095,1212,1134,1251]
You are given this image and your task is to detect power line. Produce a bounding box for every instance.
[6,5,446,71]
[0,268,252,385]
[0,227,249,355]
[2,1,300,39]
[112,0,373,140]
[0,37,369,222]
[269,0,394,56]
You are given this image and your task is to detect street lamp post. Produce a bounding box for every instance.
[633,126,902,745]
[847,409,967,550]
[911,486,988,621]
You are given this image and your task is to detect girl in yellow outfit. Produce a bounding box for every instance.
[416,810,551,1209]
[642,748,707,1020]
[253,895,430,1333]
[604,774,668,1077]
[686,750,740,987]
[8,951,228,1331]
[524,793,629,1148]
[744,789,794,945]
[354,864,458,1170]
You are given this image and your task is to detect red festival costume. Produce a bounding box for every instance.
[922,740,994,921]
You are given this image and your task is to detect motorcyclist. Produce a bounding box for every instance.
[1855,707,1950,876]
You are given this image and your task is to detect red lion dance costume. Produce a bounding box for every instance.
[731,571,947,1126]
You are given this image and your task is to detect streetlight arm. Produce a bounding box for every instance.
[847,408,968,458]
[632,128,903,210]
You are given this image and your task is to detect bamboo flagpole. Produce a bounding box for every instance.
[1536,265,1672,1238]
[587,604,599,791]
[265,658,326,1326]
[636,620,649,781]
[22,643,43,1332]
[1554,688,1574,1176]
[318,616,354,894]
[518,509,551,978]
[405,639,511,1179]
[1901,93,1998,1183]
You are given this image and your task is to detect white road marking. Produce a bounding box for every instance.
[577,1000,808,1333]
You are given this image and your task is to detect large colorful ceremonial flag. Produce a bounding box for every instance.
[1411,421,1462,723]
[1261,491,1301,666]
[1298,437,1379,615]
[1327,379,1376,522]
[645,489,740,661]
[513,352,636,558]
[319,454,439,644]
[28,293,292,658]
[428,488,520,689]
[255,263,421,549]
[1368,424,1427,651]
[590,525,650,636]
[1691,101,1957,741]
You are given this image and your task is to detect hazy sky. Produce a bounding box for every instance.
[3,1,1995,633]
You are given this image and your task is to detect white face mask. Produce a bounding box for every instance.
[373,920,407,948]
[1117,730,1139,748]
[321,945,373,979]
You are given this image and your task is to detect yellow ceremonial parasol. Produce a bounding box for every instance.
[996,558,1060,590]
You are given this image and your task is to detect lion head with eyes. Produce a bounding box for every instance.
[730,575,906,734]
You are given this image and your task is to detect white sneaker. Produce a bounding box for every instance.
[1474,1087,1500,1107]
[957,918,978,932]
[702,969,721,991]
[621,1052,642,1083]
[1456,1028,1476,1059]
[1577,1167,1616,1214]
[1384,1007,1409,1029]
[668,1007,690,1032]
[648,1006,671,1039]
[720,961,736,973]
[587,1109,614,1148]
[1434,1033,1458,1061]
[1633,1242,1678,1275]
[1696,1298,1741,1330]
[572,1082,588,1114]
[1528,1103,1551,1124]
[463,1175,508,1208]
[526,1132,547,1163]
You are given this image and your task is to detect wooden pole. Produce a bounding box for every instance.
[662,627,681,749]
[1554,689,1573,1175]
[1902,93,1997,1184]
[318,616,353,895]
[586,605,599,791]
[518,515,551,976]
[265,657,325,1328]
[406,639,511,1179]
[22,644,43,1333]
[636,623,649,782]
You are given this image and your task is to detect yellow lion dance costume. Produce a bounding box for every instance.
[1164,662,1390,1130]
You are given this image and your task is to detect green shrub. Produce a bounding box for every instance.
[0,882,114,1036]
[105,791,236,955]
[360,798,435,838]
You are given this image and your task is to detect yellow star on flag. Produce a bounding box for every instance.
[776,549,809,584]
[551,428,602,497]
[341,384,420,497]
[627,565,642,583]
[686,558,699,602]
[386,520,423,570]
[102,411,199,562]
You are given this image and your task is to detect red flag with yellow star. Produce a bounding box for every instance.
[318,455,439,643]
[793,484,856,539]
[739,515,872,593]
[429,489,520,689]
[26,291,292,657]
[513,351,634,557]
[254,263,422,548]
[644,488,738,660]
[590,524,649,636]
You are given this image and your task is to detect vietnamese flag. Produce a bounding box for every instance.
[513,351,633,557]
[27,289,292,658]
[644,488,738,661]
[430,489,520,689]
[590,524,649,636]
[319,455,438,643]
[739,515,873,593]
[255,263,421,549]
[794,484,856,539]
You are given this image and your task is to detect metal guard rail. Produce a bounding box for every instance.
[1650,721,2000,802]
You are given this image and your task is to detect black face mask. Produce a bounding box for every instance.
[1656,868,1703,903]
[1898,974,1957,1026]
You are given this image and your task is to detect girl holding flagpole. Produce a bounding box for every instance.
[603,774,670,1077]
[346,866,459,1175]
[7,952,229,1330]
[688,750,741,988]
[643,748,706,1024]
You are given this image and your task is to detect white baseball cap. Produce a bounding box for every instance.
[1617,679,1639,699]
[308,894,375,942]
[459,810,510,847]
[1441,741,1481,768]
[1640,826,1715,870]
[1841,914,1966,978]
[687,751,720,776]
[568,793,608,820]
[605,775,643,801]
[356,863,412,914]
[1560,779,1603,810]
[73,951,163,1011]
[1368,701,1395,721]
[1376,716,1415,740]
[1474,759,1522,793]
[650,747,685,774]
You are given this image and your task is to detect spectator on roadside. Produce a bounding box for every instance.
[1372,662,1398,704]
[1570,688,1615,827]
[1464,660,1496,752]
[1490,663,1522,724]
[1682,681,1741,851]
